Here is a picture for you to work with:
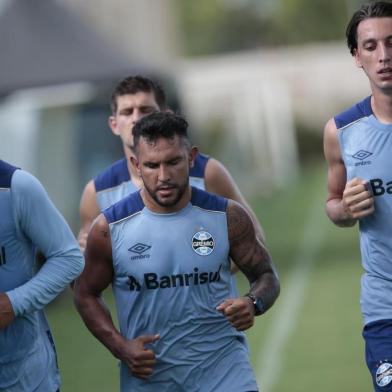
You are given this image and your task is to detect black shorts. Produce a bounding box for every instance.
[363,319,392,391]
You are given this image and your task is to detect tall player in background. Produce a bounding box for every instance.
[74,112,279,391]
[323,2,392,390]
[0,160,84,391]
[78,75,264,256]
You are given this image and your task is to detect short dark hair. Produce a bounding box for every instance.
[132,112,189,153]
[110,75,167,114]
[346,1,392,56]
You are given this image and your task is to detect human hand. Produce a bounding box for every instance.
[216,297,255,331]
[0,293,15,330]
[122,334,160,379]
[342,178,374,220]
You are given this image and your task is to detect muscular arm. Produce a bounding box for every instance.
[323,118,374,227]
[204,158,265,243]
[227,201,279,308]
[78,180,101,252]
[74,215,123,357]
[217,201,279,331]
[74,215,158,378]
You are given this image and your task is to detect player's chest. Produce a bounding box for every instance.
[111,216,229,278]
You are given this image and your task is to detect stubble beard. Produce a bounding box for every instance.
[143,179,189,208]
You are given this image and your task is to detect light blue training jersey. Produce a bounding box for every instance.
[94,153,240,299]
[94,153,210,211]
[0,160,84,391]
[335,96,392,325]
[104,187,258,392]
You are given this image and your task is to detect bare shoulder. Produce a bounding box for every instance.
[226,200,254,242]
[205,157,232,181]
[204,157,242,199]
[323,117,338,140]
[81,180,97,206]
[80,180,100,226]
[84,214,112,273]
[89,213,110,242]
[323,117,341,163]
[76,213,113,295]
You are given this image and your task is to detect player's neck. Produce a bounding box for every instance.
[371,91,392,124]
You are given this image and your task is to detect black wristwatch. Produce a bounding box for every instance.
[244,293,265,316]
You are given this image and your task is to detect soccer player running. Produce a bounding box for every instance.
[323,2,392,390]
[0,160,84,391]
[74,112,279,392]
[78,75,264,254]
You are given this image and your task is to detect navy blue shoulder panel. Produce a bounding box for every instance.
[190,186,227,212]
[0,160,19,188]
[190,153,209,178]
[334,96,372,129]
[94,158,130,192]
[104,190,144,224]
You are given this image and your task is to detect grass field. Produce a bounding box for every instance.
[47,159,372,391]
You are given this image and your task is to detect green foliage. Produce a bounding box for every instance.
[274,0,349,45]
[176,0,352,55]
[175,0,269,55]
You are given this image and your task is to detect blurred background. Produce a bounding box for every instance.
[0,0,373,390]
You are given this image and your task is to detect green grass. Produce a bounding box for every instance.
[47,159,372,391]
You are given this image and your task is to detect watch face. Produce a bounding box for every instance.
[254,298,265,315]
[245,293,264,315]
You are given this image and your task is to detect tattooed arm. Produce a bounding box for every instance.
[216,200,280,331]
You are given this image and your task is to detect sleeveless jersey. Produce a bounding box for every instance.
[335,96,392,325]
[104,187,258,392]
[95,153,210,211]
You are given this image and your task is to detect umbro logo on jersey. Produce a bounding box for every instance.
[129,243,151,254]
[352,150,373,166]
[352,150,372,160]
[128,243,151,261]
[192,231,214,256]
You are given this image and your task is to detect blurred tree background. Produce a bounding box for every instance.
[176,0,360,56]
[0,1,373,390]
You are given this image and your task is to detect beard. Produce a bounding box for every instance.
[142,178,189,209]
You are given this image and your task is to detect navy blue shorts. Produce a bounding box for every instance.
[363,319,392,391]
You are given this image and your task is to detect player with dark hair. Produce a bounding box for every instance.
[323,1,392,390]
[78,75,264,257]
[74,111,279,392]
[0,160,84,391]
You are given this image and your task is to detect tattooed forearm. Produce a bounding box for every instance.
[227,202,269,275]
[238,242,271,281]
[227,201,280,311]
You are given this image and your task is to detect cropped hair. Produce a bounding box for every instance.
[110,75,167,114]
[346,1,392,55]
[132,112,189,153]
